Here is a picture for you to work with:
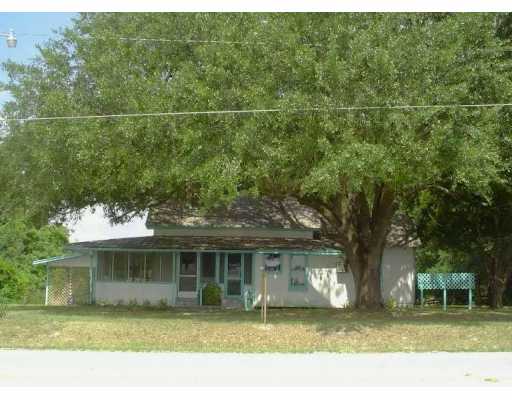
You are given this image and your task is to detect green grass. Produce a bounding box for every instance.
[1,305,512,352]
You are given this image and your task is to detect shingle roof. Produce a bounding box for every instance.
[146,196,418,247]
[67,235,343,254]
[146,197,321,230]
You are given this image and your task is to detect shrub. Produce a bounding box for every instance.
[116,299,125,306]
[385,297,398,310]
[158,298,168,309]
[142,299,152,307]
[128,298,138,307]
[201,282,222,306]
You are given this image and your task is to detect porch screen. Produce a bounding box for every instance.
[113,252,128,281]
[97,251,174,282]
[97,251,113,281]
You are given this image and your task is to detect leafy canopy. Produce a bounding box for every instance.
[1,13,511,222]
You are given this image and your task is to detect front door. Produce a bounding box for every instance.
[226,254,242,296]
[178,252,198,298]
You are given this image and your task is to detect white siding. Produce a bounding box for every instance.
[252,253,353,308]
[250,248,415,308]
[153,227,313,239]
[380,247,416,306]
[95,282,176,305]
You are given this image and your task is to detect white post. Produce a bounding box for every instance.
[45,264,49,306]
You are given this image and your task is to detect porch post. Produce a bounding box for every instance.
[468,288,472,310]
[45,264,49,306]
[443,288,447,311]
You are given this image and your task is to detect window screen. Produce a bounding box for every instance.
[161,253,174,282]
[113,252,128,281]
[129,253,145,282]
[97,251,113,281]
[145,253,160,282]
[244,254,253,285]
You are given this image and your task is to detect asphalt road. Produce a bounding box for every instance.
[0,350,511,386]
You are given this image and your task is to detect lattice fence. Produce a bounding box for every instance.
[47,267,90,305]
[417,272,475,310]
[417,273,475,290]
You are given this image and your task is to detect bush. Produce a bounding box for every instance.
[201,282,222,306]
[158,298,168,309]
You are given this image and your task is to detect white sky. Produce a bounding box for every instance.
[64,208,153,243]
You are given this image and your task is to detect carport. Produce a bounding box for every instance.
[33,254,93,305]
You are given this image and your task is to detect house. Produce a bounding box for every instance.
[33,197,416,308]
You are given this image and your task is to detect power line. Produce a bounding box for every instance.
[3,102,512,123]
[15,32,512,52]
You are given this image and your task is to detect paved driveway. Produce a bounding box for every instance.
[0,350,511,386]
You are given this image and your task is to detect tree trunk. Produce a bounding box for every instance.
[301,184,396,309]
[349,244,384,309]
[487,256,506,308]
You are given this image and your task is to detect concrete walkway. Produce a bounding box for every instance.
[0,350,511,386]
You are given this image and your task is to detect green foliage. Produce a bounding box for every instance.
[0,217,69,303]
[202,282,222,306]
[2,13,512,306]
[1,13,509,218]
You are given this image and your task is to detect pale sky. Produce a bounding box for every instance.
[1,13,152,243]
[64,208,153,243]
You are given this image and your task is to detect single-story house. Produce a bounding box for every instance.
[34,197,416,308]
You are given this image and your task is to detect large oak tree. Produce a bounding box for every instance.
[2,13,512,307]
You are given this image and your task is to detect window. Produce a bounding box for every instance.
[113,252,128,281]
[129,253,145,282]
[97,251,113,281]
[263,253,281,273]
[161,253,174,282]
[244,254,253,285]
[97,252,175,283]
[336,255,348,283]
[289,255,307,290]
[145,253,160,281]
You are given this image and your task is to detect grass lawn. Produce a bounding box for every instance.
[1,305,512,352]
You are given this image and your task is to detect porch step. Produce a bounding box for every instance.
[222,298,243,309]
[176,297,199,307]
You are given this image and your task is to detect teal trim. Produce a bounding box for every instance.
[215,253,220,284]
[288,254,308,292]
[33,254,82,265]
[69,247,342,256]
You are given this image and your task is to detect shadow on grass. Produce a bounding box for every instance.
[10,304,512,336]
